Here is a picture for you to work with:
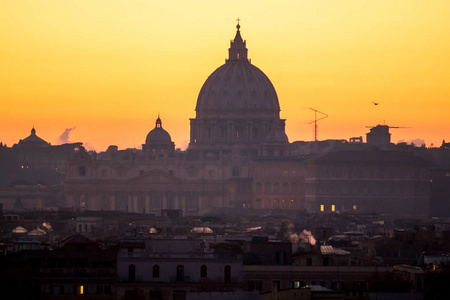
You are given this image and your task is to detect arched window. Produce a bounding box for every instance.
[176,265,184,282]
[128,264,136,282]
[152,265,159,278]
[224,265,231,282]
[273,183,280,194]
[291,183,298,193]
[264,182,271,194]
[255,182,262,193]
[200,265,207,278]
[276,251,287,264]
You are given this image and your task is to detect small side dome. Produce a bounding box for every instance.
[18,127,50,147]
[145,117,172,144]
[143,116,175,155]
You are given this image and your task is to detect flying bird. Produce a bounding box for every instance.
[372,101,379,106]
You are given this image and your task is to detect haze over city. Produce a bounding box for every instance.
[2,1,449,150]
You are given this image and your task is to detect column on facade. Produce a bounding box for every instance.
[145,195,150,215]
[127,195,132,213]
[211,121,216,144]
[198,194,204,215]
[110,194,115,210]
[180,194,186,216]
[133,195,138,213]
[246,121,251,143]
[162,195,167,210]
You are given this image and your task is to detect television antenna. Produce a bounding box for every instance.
[308,108,328,142]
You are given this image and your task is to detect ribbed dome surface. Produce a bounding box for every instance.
[195,61,280,117]
[145,128,171,144]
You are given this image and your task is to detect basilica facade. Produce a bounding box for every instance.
[65,24,304,216]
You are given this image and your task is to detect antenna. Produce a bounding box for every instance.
[308,108,328,141]
[365,125,411,129]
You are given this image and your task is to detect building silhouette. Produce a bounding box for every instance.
[2,23,438,219]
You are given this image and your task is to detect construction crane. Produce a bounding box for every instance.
[308,108,328,142]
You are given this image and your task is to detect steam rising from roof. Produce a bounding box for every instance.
[57,127,76,144]
[289,229,316,246]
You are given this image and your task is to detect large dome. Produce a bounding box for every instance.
[196,61,280,118]
[195,24,280,119]
[189,23,288,153]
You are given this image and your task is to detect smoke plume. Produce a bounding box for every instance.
[289,230,316,246]
[397,138,426,147]
[57,127,76,144]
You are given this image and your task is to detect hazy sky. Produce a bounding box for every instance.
[1,1,449,150]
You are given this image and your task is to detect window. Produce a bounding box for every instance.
[73,285,84,295]
[273,183,280,193]
[264,182,271,194]
[307,258,312,266]
[97,285,111,295]
[252,127,259,140]
[176,265,184,282]
[153,265,159,278]
[276,251,286,265]
[331,204,335,212]
[220,127,227,139]
[250,280,262,291]
[200,265,207,278]
[272,280,281,291]
[78,166,86,176]
[320,204,324,212]
[353,205,357,211]
[149,290,163,299]
[232,167,239,177]
[128,264,136,282]
[224,265,231,282]
[255,182,262,193]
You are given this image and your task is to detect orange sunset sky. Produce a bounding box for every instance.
[1,1,449,151]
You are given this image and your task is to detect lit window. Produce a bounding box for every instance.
[79,285,84,295]
[320,204,324,212]
[331,205,335,212]
[353,205,357,210]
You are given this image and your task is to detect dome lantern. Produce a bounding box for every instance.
[227,20,248,62]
